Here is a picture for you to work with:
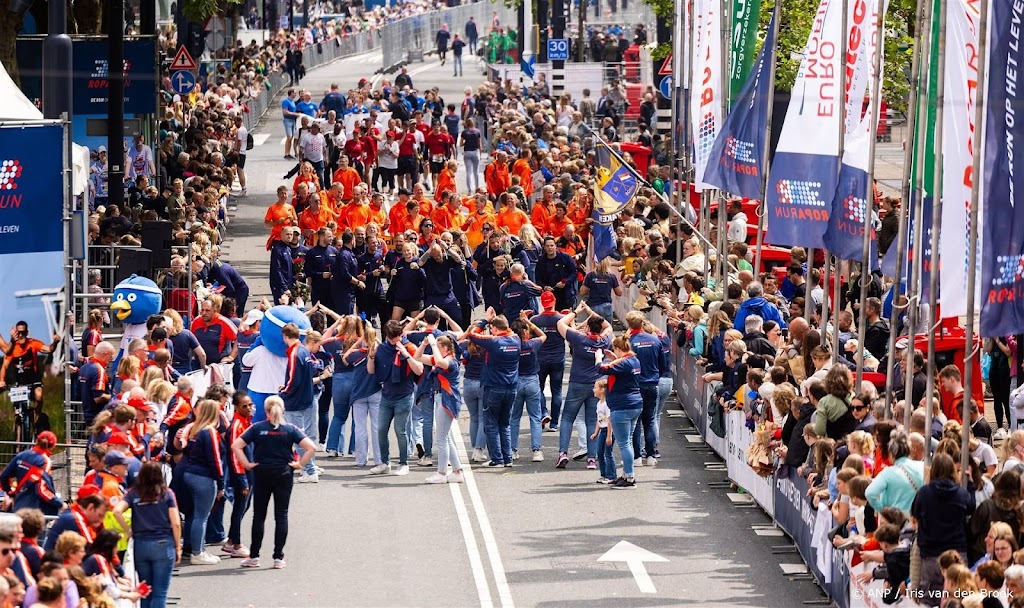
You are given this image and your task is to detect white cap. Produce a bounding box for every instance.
[242,309,265,327]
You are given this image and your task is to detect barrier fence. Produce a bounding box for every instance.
[618,284,896,608]
[379,3,515,72]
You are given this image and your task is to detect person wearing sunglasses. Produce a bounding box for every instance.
[851,393,878,433]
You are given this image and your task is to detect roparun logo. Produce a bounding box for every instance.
[843,195,866,223]
[0,160,22,190]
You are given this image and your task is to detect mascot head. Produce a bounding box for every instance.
[110,275,162,325]
[260,306,311,357]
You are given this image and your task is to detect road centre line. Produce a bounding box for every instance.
[450,424,516,608]
[449,480,494,608]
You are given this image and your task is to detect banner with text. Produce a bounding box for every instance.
[729,0,763,103]
[981,0,1024,337]
[689,0,724,191]
[703,6,777,199]
[764,0,843,248]
[940,0,984,319]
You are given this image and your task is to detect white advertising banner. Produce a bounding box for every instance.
[689,0,724,191]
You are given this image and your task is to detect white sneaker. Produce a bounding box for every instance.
[297,472,319,483]
[572,448,587,460]
[995,428,1009,441]
[190,551,220,566]
[425,473,448,484]
[317,443,326,452]
[646,457,658,467]
[634,458,644,467]
[392,465,410,476]
[325,449,340,458]
[532,450,544,462]
[313,465,325,475]
[471,448,486,462]
[369,464,391,475]
[512,450,520,461]
[448,471,465,483]
[418,456,433,467]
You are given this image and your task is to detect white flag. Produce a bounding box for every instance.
[689,0,724,191]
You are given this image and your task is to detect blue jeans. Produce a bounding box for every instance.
[378,393,413,466]
[326,372,355,453]
[483,387,516,464]
[409,392,435,457]
[463,378,487,449]
[434,397,463,473]
[611,408,642,478]
[228,474,253,546]
[631,384,660,459]
[453,54,463,75]
[134,537,175,608]
[205,495,226,544]
[538,360,565,425]
[559,382,598,457]
[589,302,614,324]
[352,392,382,466]
[284,407,317,476]
[656,376,673,447]
[596,427,616,479]
[511,375,543,452]
[183,472,217,555]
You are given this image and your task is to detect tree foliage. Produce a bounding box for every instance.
[181,0,244,23]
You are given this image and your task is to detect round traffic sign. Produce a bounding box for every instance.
[658,75,673,99]
[206,30,226,52]
[171,70,197,95]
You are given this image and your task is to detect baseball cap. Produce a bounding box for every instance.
[36,431,57,448]
[895,337,909,350]
[103,451,130,467]
[243,309,265,327]
[540,292,556,309]
[76,485,101,500]
[96,145,107,153]
[127,395,151,411]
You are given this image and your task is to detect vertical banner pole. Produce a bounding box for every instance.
[829,0,851,361]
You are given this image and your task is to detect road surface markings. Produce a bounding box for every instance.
[252,133,271,147]
[450,424,515,607]
[449,480,494,608]
[597,541,668,594]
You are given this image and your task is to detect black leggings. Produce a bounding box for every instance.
[991,364,1012,429]
[318,376,333,443]
[250,466,294,560]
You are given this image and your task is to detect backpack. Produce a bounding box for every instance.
[245,132,254,150]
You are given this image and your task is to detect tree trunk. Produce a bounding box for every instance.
[74,0,103,34]
[0,10,23,87]
[66,0,78,34]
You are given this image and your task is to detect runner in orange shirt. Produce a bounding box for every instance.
[292,161,321,196]
[434,159,458,202]
[484,151,511,199]
[263,185,298,250]
[367,192,388,230]
[431,191,458,232]
[495,192,529,236]
[343,184,372,229]
[411,183,434,216]
[546,201,573,239]
[388,189,413,235]
[531,198,554,236]
[512,149,534,199]
[298,193,334,244]
[323,182,344,216]
[332,156,362,204]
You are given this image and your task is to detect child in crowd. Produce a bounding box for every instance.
[590,379,615,484]
[846,430,876,475]
[743,369,765,430]
[797,425,820,479]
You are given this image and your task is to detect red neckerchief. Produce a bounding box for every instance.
[70,504,97,543]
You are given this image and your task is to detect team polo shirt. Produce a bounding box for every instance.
[598,356,643,411]
[500,279,542,321]
[425,132,453,157]
[240,421,306,468]
[565,330,612,385]
[518,337,543,377]
[628,329,662,385]
[375,340,419,399]
[468,329,521,390]
[398,132,419,156]
[583,272,620,306]
[78,358,110,421]
[296,100,318,117]
[190,314,238,363]
[531,312,566,365]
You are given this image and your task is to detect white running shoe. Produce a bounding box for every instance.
[512,450,520,461]
[325,449,340,458]
[313,465,325,475]
[369,464,391,475]
[471,448,486,462]
[317,443,326,452]
[392,465,410,476]
[532,450,544,462]
[425,473,448,484]
[296,472,319,483]
[448,471,465,483]
[572,448,587,460]
[994,428,1009,441]
[190,551,220,566]
[273,558,286,569]
[240,557,260,568]
[646,457,658,467]
[418,456,433,467]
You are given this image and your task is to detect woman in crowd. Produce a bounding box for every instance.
[232,396,317,570]
[684,305,707,358]
[968,470,1023,565]
[176,400,225,566]
[349,326,383,468]
[388,242,426,321]
[597,336,643,489]
[865,430,924,513]
[580,257,622,325]
[449,230,480,330]
[516,224,543,282]
[510,316,546,463]
[412,334,465,484]
[164,309,206,375]
[322,316,364,458]
[462,339,488,463]
[703,310,732,372]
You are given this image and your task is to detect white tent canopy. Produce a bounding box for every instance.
[0,59,90,196]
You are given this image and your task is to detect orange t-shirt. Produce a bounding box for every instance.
[367,204,387,228]
[344,202,372,231]
[434,169,457,202]
[531,202,553,235]
[264,203,297,249]
[496,207,529,237]
[388,202,409,235]
[292,173,320,196]
[414,197,434,216]
[485,162,511,197]
[466,211,497,249]
[546,215,573,239]
[298,205,333,239]
[512,159,534,197]
[332,167,362,201]
[431,205,457,232]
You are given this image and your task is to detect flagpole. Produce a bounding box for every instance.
[753,2,780,281]
[961,0,989,486]
[831,0,851,360]
[718,0,730,286]
[903,0,936,429]
[923,0,947,472]
[683,0,695,272]
[882,0,928,418]
[671,0,683,268]
[854,0,887,389]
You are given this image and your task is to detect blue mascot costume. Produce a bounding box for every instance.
[109,275,163,365]
[244,306,310,423]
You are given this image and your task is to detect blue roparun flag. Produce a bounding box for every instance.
[591,140,640,261]
[880,191,933,302]
[702,7,777,199]
[822,164,880,268]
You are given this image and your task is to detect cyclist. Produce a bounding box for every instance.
[0,321,53,389]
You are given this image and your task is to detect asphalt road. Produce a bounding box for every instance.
[172,47,827,608]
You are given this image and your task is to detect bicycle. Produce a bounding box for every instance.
[0,382,42,447]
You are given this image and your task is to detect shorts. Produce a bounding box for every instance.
[398,156,418,176]
[236,153,247,169]
[393,298,422,312]
[429,160,444,174]
[283,119,296,137]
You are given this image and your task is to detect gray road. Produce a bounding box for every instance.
[172,48,826,608]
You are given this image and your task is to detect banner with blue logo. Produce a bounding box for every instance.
[981,0,1024,337]
[592,140,639,223]
[880,192,933,302]
[0,123,65,353]
[702,6,777,199]
[764,0,843,248]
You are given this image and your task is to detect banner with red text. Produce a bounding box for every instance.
[690,0,724,191]
[764,0,843,248]
[823,0,885,263]
[981,0,1024,337]
[940,0,984,319]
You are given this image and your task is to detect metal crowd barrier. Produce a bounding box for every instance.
[621,283,880,608]
[380,2,516,73]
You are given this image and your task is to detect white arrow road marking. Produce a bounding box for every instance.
[597,541,668,594]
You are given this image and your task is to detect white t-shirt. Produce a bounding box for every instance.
[727,212,748,243]
[378,141,399,170]
[236,125,248,156]
[299,131,327,163]
[972,442,998,470]
[127,145,153,179]
[597,400,610,428]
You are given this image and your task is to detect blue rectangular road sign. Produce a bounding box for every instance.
[548,38,569,61]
